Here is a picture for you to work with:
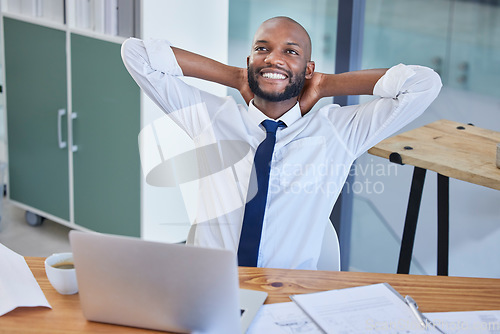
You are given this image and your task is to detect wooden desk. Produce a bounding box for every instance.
[369,119,500,275]
[1,257,500,333]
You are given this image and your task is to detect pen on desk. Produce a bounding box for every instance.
[405,295,447,334]
[405,295,426,328]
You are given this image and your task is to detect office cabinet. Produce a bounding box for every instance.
[71,34,140,236]
[2,1,226,242]
[4,18,70,221]
[2,16,140,236]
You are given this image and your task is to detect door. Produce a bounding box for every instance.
[4,18,70,220]
[71,34,140,236]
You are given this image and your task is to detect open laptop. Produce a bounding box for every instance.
[69,230,267,334]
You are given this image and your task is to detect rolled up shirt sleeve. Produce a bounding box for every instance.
[121,38,210,138]
[327,63,442,157]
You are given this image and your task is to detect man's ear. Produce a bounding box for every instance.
[247,56,250,67]
[305,61,315,79]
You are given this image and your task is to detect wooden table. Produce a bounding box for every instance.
[1,257,500,333]
[369,119,500,275]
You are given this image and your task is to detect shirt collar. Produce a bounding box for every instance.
[247,100,302,128]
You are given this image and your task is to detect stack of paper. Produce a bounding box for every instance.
[75,0,91,29]
[0,243,51,316]
[291,283,442,333]
[73,0,137,38]
[40,0,65,24]
[103,0,117,35]
[247,283,500,334]
[4,0,138,38]
[6,0,38,16]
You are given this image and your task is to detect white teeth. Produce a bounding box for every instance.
[262,72,286,80]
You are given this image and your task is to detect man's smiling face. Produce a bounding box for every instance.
[247,60,306,102]
[247,17,314,103]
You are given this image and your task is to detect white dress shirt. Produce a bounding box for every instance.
[121,38,442,270]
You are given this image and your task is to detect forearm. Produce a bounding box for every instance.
[318,69,388,97]
[172,47,246,91]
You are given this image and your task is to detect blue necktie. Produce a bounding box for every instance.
[238,120,285,267]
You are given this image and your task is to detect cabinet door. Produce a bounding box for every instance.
[71,34,140,236]
[4,18,70,220]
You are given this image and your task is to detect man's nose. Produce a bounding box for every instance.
[264,51,285,66]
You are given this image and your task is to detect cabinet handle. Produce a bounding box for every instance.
[71,112,78,152]
[57,109,67,149]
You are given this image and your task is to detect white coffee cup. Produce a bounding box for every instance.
[45,252,78,295]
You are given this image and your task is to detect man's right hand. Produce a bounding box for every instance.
[173,47,254,104]
[238,68,254,105]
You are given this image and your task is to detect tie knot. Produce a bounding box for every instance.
[262,120,285,134]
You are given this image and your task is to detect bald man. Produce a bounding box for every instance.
[122,16,441,270]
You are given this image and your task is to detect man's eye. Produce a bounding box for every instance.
[255,46,267,52]
[286,49,299,55]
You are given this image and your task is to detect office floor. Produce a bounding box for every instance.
[0,198,72,257]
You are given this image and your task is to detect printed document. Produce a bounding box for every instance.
[247,301,323,333]
[425,310,500,334]
[291,283,442,333]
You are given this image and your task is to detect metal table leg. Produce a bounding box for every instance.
[437,174,449,276]
[398,167,427,274]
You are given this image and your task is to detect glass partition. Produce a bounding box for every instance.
[363,0,500,102]
[352,0,500,277]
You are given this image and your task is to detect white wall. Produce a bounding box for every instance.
[140,0,229,242]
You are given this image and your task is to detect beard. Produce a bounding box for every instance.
[247,65,306,102]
